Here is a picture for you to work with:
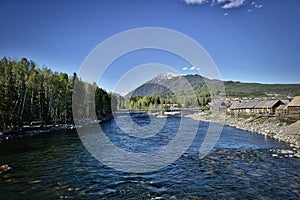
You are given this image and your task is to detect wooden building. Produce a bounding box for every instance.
[287,96,300,114]
[254,100,284,115]
[228,100,283,115]
[210,102,227,112]
[276,104,288,115]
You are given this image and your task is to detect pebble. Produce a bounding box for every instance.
[278,149,294,154]
[294,153,300,158]
[28,180,42,184]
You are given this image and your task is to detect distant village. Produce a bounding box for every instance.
[210,96,300,117]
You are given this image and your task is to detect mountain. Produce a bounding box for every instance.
[224,81,300,98]
[126,72,214,98]
[126,72,300,98]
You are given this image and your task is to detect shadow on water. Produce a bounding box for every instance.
[129,112,151,127]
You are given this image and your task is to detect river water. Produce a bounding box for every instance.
[0,113,299,199]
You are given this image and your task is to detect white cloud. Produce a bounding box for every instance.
[183,66,202,71]
[247,9,252,12]
[209,0,247,9]
[182,66,202,71]
[183,0,208,5]
[217,0,228,3]
[224,12,229,16]
[185,0,250,11]
[251,1,263,8]
[222,0,246,9]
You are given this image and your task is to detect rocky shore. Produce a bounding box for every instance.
[0,124,76,141]
[0,114,114,142]
[187,112,300,158]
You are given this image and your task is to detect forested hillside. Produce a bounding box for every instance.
[0,57,113,133]
[127,73,300,100]
[224,81,300,98]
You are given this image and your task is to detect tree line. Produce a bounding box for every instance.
[117,90,211,111]
[0,57,113,133]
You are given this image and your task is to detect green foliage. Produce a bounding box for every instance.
[123,96,163,111]
[225,81,300,98]
[128,73,300,103]
[278,117,297,125]
[255,117,269,124]
[122,88,212,111]
[236,114,255,119]
[0,57,113,133]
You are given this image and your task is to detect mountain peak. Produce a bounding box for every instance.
[156,72,179,80]
[126,72,207,97]
[146,72,180,85]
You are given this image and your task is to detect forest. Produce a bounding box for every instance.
[0,57,113,133]
[119,90,211,111]
[0,57,214,134]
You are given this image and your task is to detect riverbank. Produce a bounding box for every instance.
[0,124,76,141]
[0,114,113,141]
[187,112,300,158]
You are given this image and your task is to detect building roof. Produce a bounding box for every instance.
[241,101,259,109]
[254,100,283,109]
[287,96,300,107]
[229,101,246,110]
[254,101,265,109]
[229,100,283,110]
[281,100,290,105]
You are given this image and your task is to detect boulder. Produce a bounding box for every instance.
[0,164,10,173]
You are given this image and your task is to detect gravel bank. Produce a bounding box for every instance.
[187,113,300,158]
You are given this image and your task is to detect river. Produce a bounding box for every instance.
[0,113,299,199]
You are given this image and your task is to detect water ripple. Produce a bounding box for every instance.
[0,115,299,199]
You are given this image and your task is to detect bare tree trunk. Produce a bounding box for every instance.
[20,88,27,119]
[30,90,34,123]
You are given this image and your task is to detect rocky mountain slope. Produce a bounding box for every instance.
[126,72,300,98]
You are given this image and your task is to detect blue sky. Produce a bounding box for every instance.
[0,0,300,93]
